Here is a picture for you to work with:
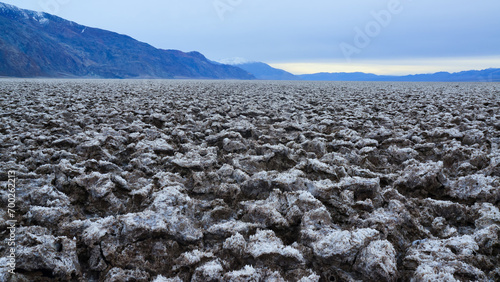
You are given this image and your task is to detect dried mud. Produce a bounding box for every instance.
[0,80,499,281]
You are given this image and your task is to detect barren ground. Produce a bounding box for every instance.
[0,80,499,281]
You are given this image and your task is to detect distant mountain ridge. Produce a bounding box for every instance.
[299,68,500,82]
[225,60,500,82]
[0,2,254,79]
[232,62,301,80]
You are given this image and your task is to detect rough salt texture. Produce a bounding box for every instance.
[0,80,499,281]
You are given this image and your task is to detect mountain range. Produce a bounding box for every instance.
[0,2,499,82]
[0,2,254,79]
[298,68,500,82]
[230,62,500,82]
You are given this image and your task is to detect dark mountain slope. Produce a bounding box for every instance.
[0,3,254,79]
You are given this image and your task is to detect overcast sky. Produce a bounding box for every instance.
[4,0,500,75]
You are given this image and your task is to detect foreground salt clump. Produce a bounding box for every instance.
[0,80,499,281]
[354,240,397,281]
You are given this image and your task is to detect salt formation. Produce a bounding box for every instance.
[0,80,499,281]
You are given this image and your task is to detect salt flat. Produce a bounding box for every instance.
[0,79,499,281]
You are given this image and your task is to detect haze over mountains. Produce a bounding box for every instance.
[0,2,499,81]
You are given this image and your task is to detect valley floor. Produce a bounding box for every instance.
[0,80,499,281]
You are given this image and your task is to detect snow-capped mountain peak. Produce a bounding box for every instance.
[32,11,49,24]
[0,2,49,24]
